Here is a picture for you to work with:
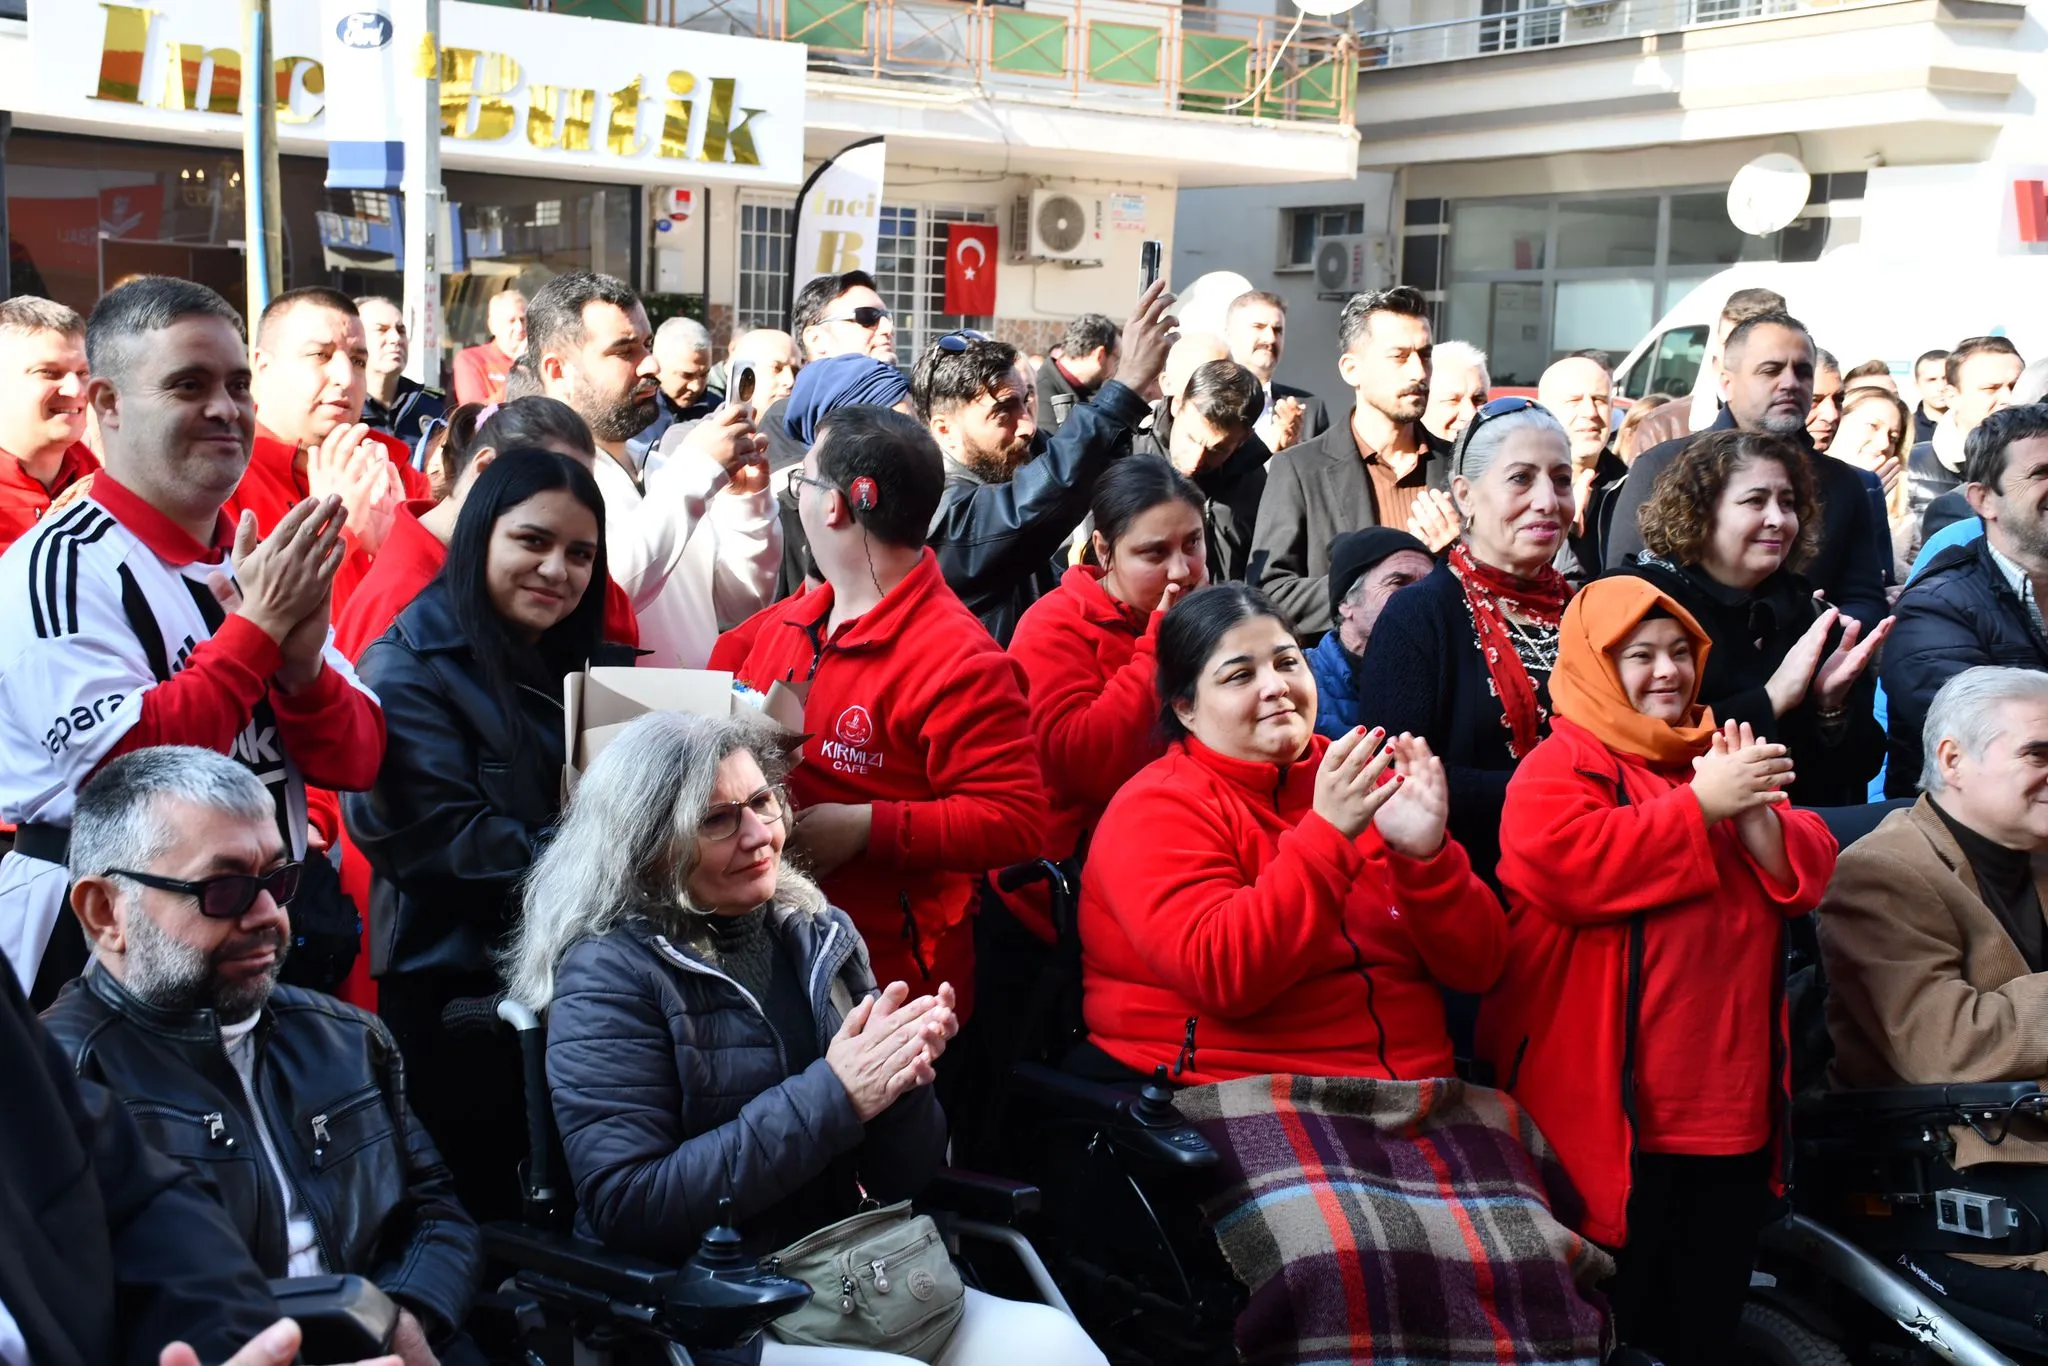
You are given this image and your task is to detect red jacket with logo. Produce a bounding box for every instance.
[227,427,431,613]
[723,550,1045,1006]
[1080,732,1506,1085]
[1477,717,1837,1246]
[1004,565,1165,940]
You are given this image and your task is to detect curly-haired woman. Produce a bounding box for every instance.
[1615,429,1890,806]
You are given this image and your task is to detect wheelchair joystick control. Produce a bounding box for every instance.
[695,1198,750,1272]
[1136,1065,1180,1129]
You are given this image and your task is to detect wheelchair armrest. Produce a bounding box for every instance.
[483,1221,680,1305]
[1011,1061,1217,1169]
[1801,1082,2048,1126]
[919,1168,1041,1223]
[267,1276,398,1364]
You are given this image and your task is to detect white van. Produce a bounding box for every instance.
[1611,252,2048,412]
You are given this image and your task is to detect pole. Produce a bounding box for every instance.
[242,0,283,315]
[402,0,444,388]
[0,111,13,302]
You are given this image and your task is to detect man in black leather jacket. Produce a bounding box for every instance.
[921,283,1174,644]
[1130,356,1268,583]
[41,747,482,1366]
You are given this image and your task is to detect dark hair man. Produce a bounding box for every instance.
[1914,347,1954,445]
[42,747,481,1366]
[354,296,445,455]
[233,287,431,612]
[721,406,1044,1016]
[1907,336,2025,536]
[1250,284,1448,637]
[451,287,525,406]
[759,271,898,473]
[1605,310,1889,631]
[528,269,774,668]
[1882,404,2048,795]
[1035,312,1120,434]
[1807,347,1844,453]
[0,277,384,1004]
[1627,285,1790,453]
[921,284,1174,644]
[1131,352,1267,581]
[1225,289,1330,451]
[0,296,97,555]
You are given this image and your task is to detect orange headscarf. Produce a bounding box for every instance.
[1549,577,1719,767]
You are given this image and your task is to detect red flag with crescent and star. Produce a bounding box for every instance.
[944,222,998,315]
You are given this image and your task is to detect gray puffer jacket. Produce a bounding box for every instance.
[545,904,947,1262]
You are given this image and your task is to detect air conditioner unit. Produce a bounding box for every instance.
[1011,190,1105,264]
[1313,233,1390,299]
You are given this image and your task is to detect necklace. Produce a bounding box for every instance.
[1502,612,1559,673]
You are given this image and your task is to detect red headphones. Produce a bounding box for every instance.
[849,476,880,512]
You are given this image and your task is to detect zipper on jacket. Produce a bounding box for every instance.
[1337,920,1396,1080]
[305,1087,382,1172]
[898,893,931,982]
[231,1029,339,1276]
[653,933,791,1076]
[1504,1035,1530,1094]
[1172,1016,1199,1078]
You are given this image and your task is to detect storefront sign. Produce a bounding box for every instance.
[322,1,405,190]
[791,137,886,291]
[27,0,805,186]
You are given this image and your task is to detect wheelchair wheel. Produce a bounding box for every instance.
[1737,1301,1852,1366]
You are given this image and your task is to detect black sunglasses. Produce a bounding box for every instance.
[934,329,994,353]
[1452,395,1542,475]
[828,306,890,329]
[103,863,302,920]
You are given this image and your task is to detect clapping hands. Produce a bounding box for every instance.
[826,981,959,1121]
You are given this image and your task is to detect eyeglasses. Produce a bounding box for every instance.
[934,330,993,353]
[787,470,838,501]
[1452,395,1542,475]
[827,306,890,330]
[702,786,788,842]
[103,863,302,920]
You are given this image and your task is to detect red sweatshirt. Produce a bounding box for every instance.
[227,426,431,613]
[724,550,1045,1006]
[453,342,514,406]
[1080,732,1506,1085]
[0,442,98,555]
[1478,716,1837,1247]
[1005,565,1165,940]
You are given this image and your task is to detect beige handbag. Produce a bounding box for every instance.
[767,1200,966,1362]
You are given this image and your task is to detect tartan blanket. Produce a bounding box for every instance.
[1174,1073,1614,1366]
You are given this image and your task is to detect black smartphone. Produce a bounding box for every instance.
[1140,239,1163,292]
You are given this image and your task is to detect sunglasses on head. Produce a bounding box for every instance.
[1452,395,1542,475]
[934,330,994,353]
[829,306,890,329]
[104,862,303,920]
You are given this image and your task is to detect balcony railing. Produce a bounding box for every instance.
[496,0,1356,123]
[1357,0,1837,69]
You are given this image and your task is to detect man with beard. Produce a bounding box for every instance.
[355,296,444,456]
[0,277,383,1004]
[919,281,1174,644]
[1251,285,1451,637]
[527,270,777,667]
[1604,311,1888,631]
[1536,352,1622,584]
[40,747,480,1366]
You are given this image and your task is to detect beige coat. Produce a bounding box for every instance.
[1817,796,2048,1168]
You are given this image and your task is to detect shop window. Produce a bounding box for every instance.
[1667,191,1774,267]
[735,196,796,337]
[1555,198,1658,270]
[1283,204,1365,268]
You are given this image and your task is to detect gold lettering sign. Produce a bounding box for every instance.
[440,46,521,142]
[528,85,596,152]
[815,232,866,274]
[275,56,325,126]
[161,42,241,114]
[696,77,763,167]
[606,75,647,158]
[93,3,154,105]
[659,71,696,160]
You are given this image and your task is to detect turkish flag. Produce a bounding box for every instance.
[944,223,998,316]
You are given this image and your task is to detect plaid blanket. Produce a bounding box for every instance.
[1174,1073,1614,1366]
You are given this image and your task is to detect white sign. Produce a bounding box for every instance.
[11,0,807,187]
[792,139,887,293]
[322,0,404,189]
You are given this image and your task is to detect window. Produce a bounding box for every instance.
[1478,0,1560,53]
[735,194,796,335]
[1283,204,1365,267]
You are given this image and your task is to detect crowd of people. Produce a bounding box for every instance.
[0,257,2046,1366]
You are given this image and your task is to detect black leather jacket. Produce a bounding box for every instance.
[39,968,482,1339]
[1131,398,1270,584]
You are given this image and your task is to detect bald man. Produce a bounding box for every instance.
[1537,354,1623,586]
[730,328,801,409]
[452,289,526,405]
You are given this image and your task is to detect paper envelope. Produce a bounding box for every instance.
[563,667,807,795]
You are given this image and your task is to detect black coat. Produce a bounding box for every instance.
[546,906,946,1263]
[931,378,1150,645]
[1602,408,1890,632]
[1556,450,1630,587]
[1921,488,1976,546]
[1880,538,2048,796]
[1355,561,1546,886]
[41,968,481,1340]
[0,962,277,1366]
[345,581,598,979]
[1615,558,1884,808]
[1251,411,1452,635]
[1130,398,1269,583]
[1908,438,1966,536]
[1034,355,1090,433]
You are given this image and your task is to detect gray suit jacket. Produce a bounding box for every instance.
[1250,409,1451,635]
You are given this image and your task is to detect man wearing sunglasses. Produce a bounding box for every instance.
[42,746,481,1366]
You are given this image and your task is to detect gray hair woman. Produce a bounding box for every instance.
[1355,400,1575,885]
[506,711,1108,1366]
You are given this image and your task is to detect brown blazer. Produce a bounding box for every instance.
[1817,797,2048,1165]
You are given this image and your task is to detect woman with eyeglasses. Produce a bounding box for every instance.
[1355,398,1576,887]
[345,448,625,1222]
[507,712,1111,1366]
[1617,429,1890,808]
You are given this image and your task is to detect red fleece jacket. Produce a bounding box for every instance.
[723,550,1045,1005]
[227,427,431,613]
[1080,732,1506,1085]
[0,442,98,556]
[1004,565,1165,940]
[1478,717,1837,1247]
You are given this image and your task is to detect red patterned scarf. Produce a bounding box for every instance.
[1447,539,1573,759]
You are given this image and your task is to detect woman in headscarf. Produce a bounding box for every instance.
[1479,576,1838,1366]
[768,355,914,598]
